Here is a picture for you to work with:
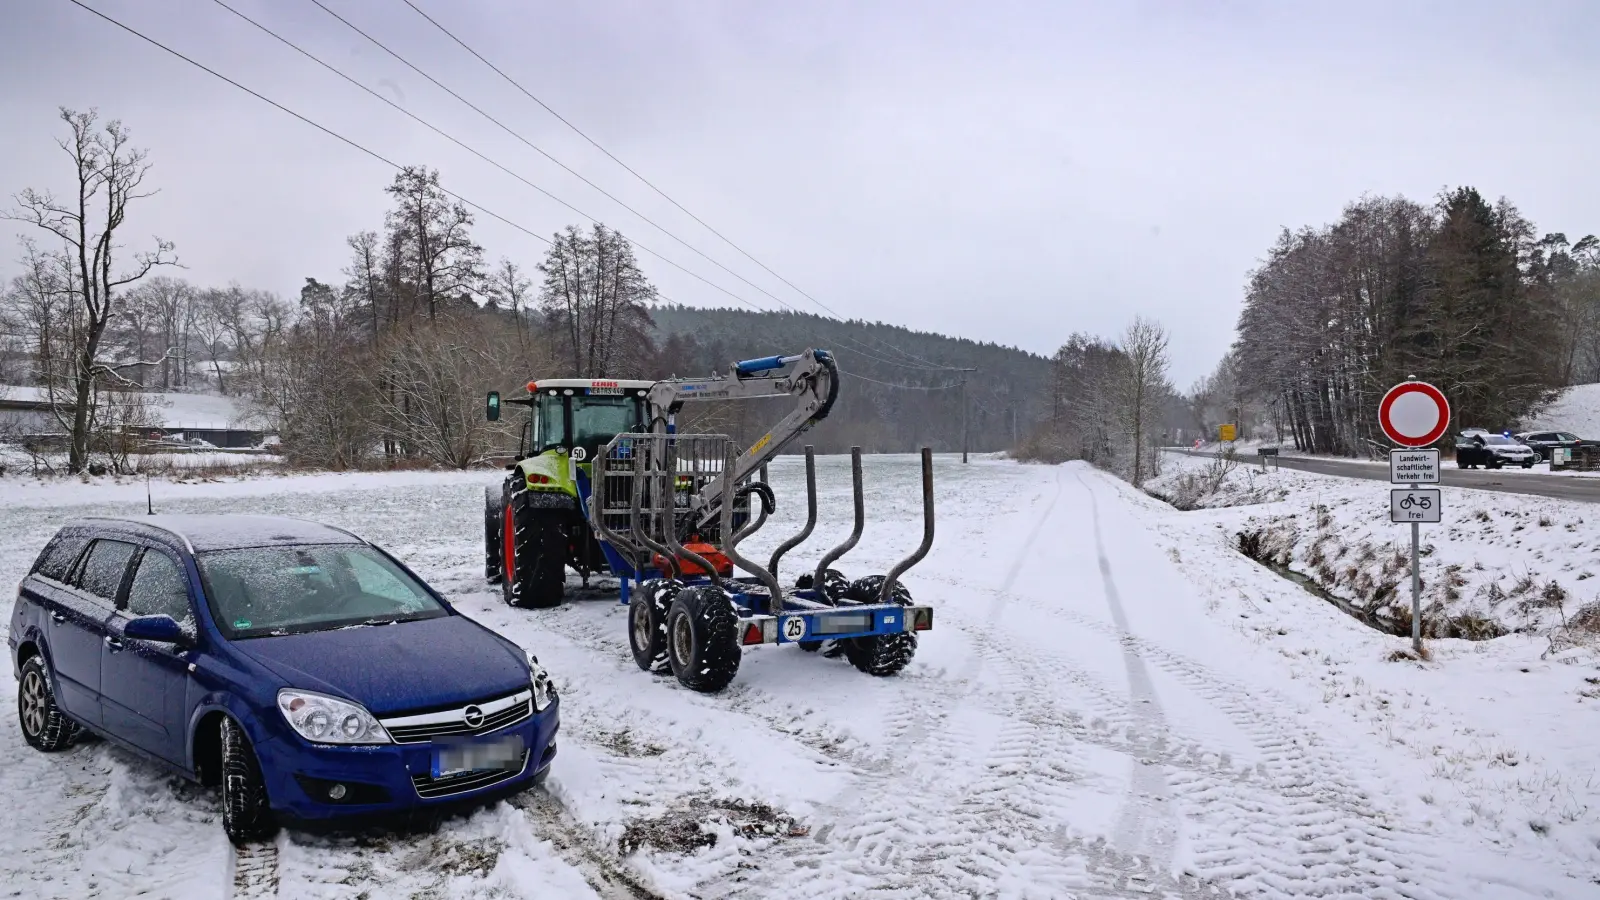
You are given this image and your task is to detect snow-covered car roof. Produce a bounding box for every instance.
[88,514,364,553]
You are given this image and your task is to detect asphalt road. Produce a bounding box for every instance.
[1168,449,1600,504]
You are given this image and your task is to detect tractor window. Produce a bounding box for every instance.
[571,396,644,450]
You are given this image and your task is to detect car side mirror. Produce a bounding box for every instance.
[486,391,501,422]
[124,614,187,644]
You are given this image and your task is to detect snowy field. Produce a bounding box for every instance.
[1527,383,1600,439]
[2,456,1599,899]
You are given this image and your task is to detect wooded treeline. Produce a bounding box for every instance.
[2,109,1049,472]
[1230,189,1599,454]
[1019,316,1175,487]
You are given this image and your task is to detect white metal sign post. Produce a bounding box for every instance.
[1379,380,1451,653]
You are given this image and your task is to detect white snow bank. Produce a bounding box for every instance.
[1525,382,1600,439]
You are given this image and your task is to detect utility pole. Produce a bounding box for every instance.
[954,367,978,463]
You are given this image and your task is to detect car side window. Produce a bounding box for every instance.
[76,539,138,604]
[32,532,89,582]
[126,550,193,625]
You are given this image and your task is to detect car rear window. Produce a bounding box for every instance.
[197,544,447,639]
[32,532,89,582]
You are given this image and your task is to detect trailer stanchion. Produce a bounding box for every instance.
[768,446,818,582]
[881,447,935,603]
[815,447,865,593]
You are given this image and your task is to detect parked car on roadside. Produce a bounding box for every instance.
[1514,430,1581,462]
[10,514,558,844]
[1454,430,1537,469]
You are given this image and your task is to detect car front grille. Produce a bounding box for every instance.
[411,750,530,799]
[379,689,533,745]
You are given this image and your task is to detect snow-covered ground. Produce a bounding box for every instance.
[1526,383,1600,439]
[3,456,1598,898]
[0,385,246,429]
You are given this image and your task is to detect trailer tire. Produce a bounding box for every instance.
[502,493,566,609]
[840,575,918,677]
[666,586,742,693]
[629,579,682,674]
[485,485,506,584]
[793,568,848,652]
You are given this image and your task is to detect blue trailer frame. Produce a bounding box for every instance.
[584,435,936,653]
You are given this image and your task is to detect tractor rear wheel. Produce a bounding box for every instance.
[629,579,682,674]
[502,492,567,609]
[840,575,918,677]
[666,586,742,692]
[484,485,506,584]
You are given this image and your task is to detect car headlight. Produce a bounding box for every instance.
[276,689,391,745]
[528,653,555,712]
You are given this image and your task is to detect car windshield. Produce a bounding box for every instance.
[1482,435,1517,445]
[197,544,447,639]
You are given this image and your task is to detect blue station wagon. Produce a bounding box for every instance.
[9,514,559,843]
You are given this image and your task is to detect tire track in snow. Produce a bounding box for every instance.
[229,842,279,899]
[1077,471,1180,869]
[1016,472,1463,899]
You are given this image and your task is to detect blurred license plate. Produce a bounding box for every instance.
[815,612,872,635]
[432,735,524,778]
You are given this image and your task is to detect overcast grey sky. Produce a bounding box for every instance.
[4,0,1599,383]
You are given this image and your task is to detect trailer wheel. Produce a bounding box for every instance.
[666,586,742,693]
[793,568,848,652]
[502,493,567,609]
[484,485,506,584]
[840,575,918,677]
[630,579,682,674]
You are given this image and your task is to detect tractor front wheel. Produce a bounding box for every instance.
[840,575,918,677]
[666,586,742,692]
[502,493,567,609]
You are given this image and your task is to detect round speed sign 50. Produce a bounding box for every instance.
[1378,381,1451,447]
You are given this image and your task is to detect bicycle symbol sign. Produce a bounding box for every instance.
[1390,488,1442,523]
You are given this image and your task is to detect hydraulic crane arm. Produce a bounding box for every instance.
[646,348,838,527]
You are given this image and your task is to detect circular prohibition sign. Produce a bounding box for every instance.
[1378,381,1451,447]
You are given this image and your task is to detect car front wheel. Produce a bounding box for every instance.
[17,655,76,752]
[221,717,277,845]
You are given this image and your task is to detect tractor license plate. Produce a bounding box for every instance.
[814,612,873,635]
[432,735,524,778]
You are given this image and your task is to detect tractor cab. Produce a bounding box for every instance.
[490,379,655,463]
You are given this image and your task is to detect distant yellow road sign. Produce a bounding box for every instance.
[1218,424,1236,442]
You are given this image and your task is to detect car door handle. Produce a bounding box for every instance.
[51,612,66,625]
[104,636,124,652]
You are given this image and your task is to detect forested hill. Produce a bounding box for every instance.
[647,306,1050,455]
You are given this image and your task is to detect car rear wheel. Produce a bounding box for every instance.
[17,655,76,753]
[221,717,277,845]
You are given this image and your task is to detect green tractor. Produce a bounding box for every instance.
[483,351,840,608]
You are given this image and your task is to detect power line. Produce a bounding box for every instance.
[67,0,962,380]
[306,0,922,370]
[391,0,954,372]
[840,370,967,391]
[62,0,557,252]
[208,0,957,370]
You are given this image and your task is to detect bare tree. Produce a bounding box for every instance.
[384,166,483,322]
[5,109,177,472]
[1119,316,1171,487]
[538,223,657,377]
[487,256,534,350]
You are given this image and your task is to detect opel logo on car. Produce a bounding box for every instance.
[462,705,485,728]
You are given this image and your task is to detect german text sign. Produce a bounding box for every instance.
[1390,488,1441,523]
[1389,449,1440,484]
